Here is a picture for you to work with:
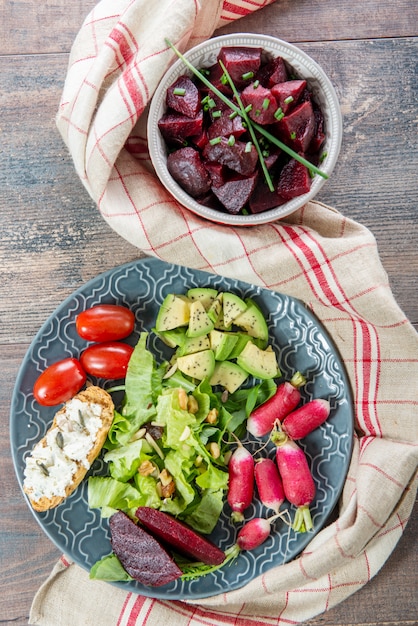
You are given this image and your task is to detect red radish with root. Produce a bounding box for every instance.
[282,398,331,440]
[227,440,254,522]
[236,514,283,551]
[272,432,316,532]
[254,457,285,514]
[247,371,306,437]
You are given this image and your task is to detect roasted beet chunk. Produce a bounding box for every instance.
[276,100,316,152]
[276,159,311,200]
[309,108,326,152]
[203,137,258,176]
[207,110,246,141]
[212,172,258,214]
[166,75,201,118]
[240,84,278,125]
[167,147,211,197]
[271,80,307,115]
[249,177,286,213]
[217,46,262,89]
[257,55,288,87]
[109,511,182,587]
[158,110,203,145]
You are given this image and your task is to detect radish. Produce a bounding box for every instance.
[246,371,306,437]
[254,457,285,514]
[236,514,281,551]
[227,442,254,522]
[282,398,330,440]
[272,432,315,532]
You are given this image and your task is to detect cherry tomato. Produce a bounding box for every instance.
[76,304,135,342]
[33,358,87,406]
[80,342,134,379]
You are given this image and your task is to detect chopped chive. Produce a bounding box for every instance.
[227,135,236,146]
[201,95,209,105]
[220,73,228,85]
[242,71,254,80]
[262,150,269,157]
[290,131,296,140]
[262,98,270,110]
[208,98,216,109]
[255,109,261,116]
[253,80,260,89]
[320,151,328,162]
[284,95,294,104]
[245,142,253,153]
[165,39,328,180]
[244,104,253,113]
[212,110,222,118]
[229,110,238,119]
[274,108,284,121]
[209,136,222,145]
[173,87,186,96]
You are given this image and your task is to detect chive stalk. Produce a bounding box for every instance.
[164,39,328,180]
[219,59,274,192]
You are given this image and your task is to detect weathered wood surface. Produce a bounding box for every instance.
[1,0,417,624]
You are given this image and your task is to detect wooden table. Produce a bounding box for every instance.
[1,1,417,624]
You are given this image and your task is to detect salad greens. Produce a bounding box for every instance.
[88,331,276,537]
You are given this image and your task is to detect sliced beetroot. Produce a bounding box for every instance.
[240,84,278,125]
[207,110,246,141]
[158,110,203,144]
[136,507,225,566]
[212,172,258,214]
[249,178,286,213]
[206,63,233,96]
[276,100,316,153]
[277,159,311,200]
[309,108,326,152]
[109,511,182,587]
[166,75,201,118]
[190,128,208,151]
[271,80,307,114]
[257,55,288,87]
[203,137,258,177]
[167,147,211,198]
[217,46,263,89]
[204,161,228,187]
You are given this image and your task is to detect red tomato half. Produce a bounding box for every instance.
[33,358,87,406]
[76,304,135,342]
[80,342,134,379]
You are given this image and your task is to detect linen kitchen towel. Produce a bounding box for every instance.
[31,0,418,624]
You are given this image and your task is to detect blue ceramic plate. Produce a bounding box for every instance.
[11,257,353,600]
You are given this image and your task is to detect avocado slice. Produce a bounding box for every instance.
[155,294,190,332]
[209,330,239,361]
[222,292,247,328]
[178,334,211,356]
[187,287,218,311]
[234,298,269,346]
[210,361,249,393]
[154,326,186,349]
[236,342,280,380]
[176,349,215,380]
[187,300,215,338]
[207,292,223,324]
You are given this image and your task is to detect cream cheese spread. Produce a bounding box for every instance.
[23,397,103,501]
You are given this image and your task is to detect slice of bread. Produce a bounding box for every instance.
[23,386,114,512]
